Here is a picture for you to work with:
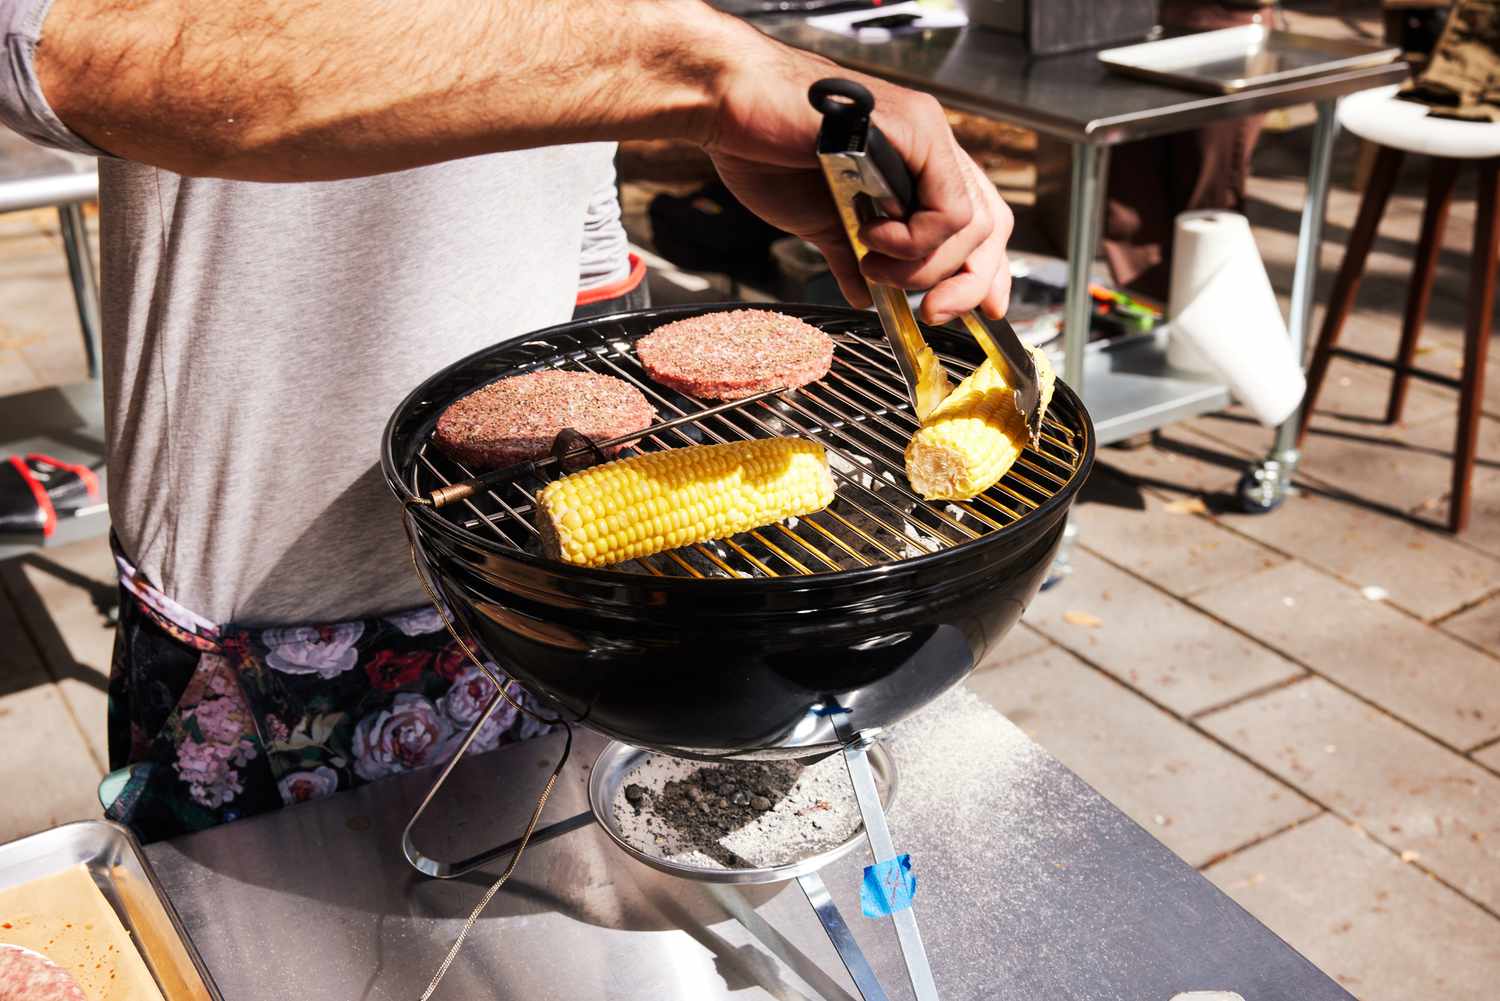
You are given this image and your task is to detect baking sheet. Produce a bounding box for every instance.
[1098,24,1400,94]
[0,821,220,1000]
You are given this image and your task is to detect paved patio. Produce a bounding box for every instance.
[2,9,1499,995]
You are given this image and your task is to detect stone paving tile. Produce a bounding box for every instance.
[0,594,102,841]
[1092,429,1246,498]
[0,535,117,770]
[1068,469,1287,598]
[1200,678,1500,913]
[1202,467,1500,624]
[1206,814,1500,1001]
[969,645,1318,867]
[1401,414,1500,560]
[0,346,40,397]
[1441,591,1500,653]
[0,683,105,840]
[0,220,96,395]
[1025,549,1304,718]
[972,622,1051,671]
[0,261,89,385]
[1295,353,1453,433]
[1474,742,1500,774]
[1328,297,1470,368]
[1195,408,1457,518]
[1196,561,1500,749]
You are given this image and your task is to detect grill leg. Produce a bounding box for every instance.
[401,693,591,878]
[798,873,891,1001]
[709,883,867,1001]
[835,723,940,1001]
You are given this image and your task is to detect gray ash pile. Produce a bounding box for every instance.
[611,753,862,870]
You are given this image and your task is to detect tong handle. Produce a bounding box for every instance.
[811,79,951,421]
[809,79,1041,440]
[809,79,916,215]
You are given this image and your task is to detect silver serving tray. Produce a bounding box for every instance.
[0,820,221,1000]
[1099,24,1400,94]
[589,741,896,885]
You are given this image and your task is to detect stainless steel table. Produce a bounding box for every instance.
[753,20,1409,507]
[147,689,1353,1001]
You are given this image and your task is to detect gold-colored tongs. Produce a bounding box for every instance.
[810,78,1042,442]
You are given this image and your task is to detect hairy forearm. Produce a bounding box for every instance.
[37,0,747,180]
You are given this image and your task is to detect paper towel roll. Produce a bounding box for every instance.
[1167,211,1257,374]
[1172,248,1306,427]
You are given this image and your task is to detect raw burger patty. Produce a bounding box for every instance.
[433,370,655,468]
[635,309,834,400]
[0,945,88,1001]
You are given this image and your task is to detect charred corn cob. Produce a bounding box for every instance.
[537,438,835,567]
[904,346,1056,501]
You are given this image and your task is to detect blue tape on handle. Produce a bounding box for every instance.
[861,854,917,917]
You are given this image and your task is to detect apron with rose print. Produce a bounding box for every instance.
[103,285,649,843]
[104,536,551,842]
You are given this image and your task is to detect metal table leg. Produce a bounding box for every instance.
[58,202,102,381]
[1238,99,1340,512]
[1062,142,1111,393]
[1048,142,1111,586]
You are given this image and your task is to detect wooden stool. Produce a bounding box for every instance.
[1299,85,1500,532]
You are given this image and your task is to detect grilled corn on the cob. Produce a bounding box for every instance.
[904,346,1055,501]
[537,438,835,567]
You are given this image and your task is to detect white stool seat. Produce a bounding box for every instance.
[1339,85,1500,159]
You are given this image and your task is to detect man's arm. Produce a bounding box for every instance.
[36,0,1011,320]
[38,0,734,180]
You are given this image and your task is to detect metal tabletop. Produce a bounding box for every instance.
[755,21,1409,145]
[146,688,1352,1001]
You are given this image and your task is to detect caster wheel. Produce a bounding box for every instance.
[1237,469,1284,514]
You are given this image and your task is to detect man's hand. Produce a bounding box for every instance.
[703,27,1012,325]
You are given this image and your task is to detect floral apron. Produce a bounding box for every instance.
[104,277,649,843]
[104,538,551,842]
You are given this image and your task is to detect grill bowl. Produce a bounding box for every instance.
[383,303,1094,758]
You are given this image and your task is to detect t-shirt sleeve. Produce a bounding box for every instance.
[576,149,630,292]
[2,0,111,155]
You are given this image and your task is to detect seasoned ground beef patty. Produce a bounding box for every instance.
[635,309,834,400]
[0,946,88,1001]
[433,370,655,468]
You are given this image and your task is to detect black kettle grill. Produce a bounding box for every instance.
[382,302,1094,761]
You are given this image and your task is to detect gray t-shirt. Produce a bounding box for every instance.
[3,0,626,624]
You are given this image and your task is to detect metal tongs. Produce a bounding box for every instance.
[810,79,1043,442]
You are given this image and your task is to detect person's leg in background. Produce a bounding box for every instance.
[1102,1,1271,301]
